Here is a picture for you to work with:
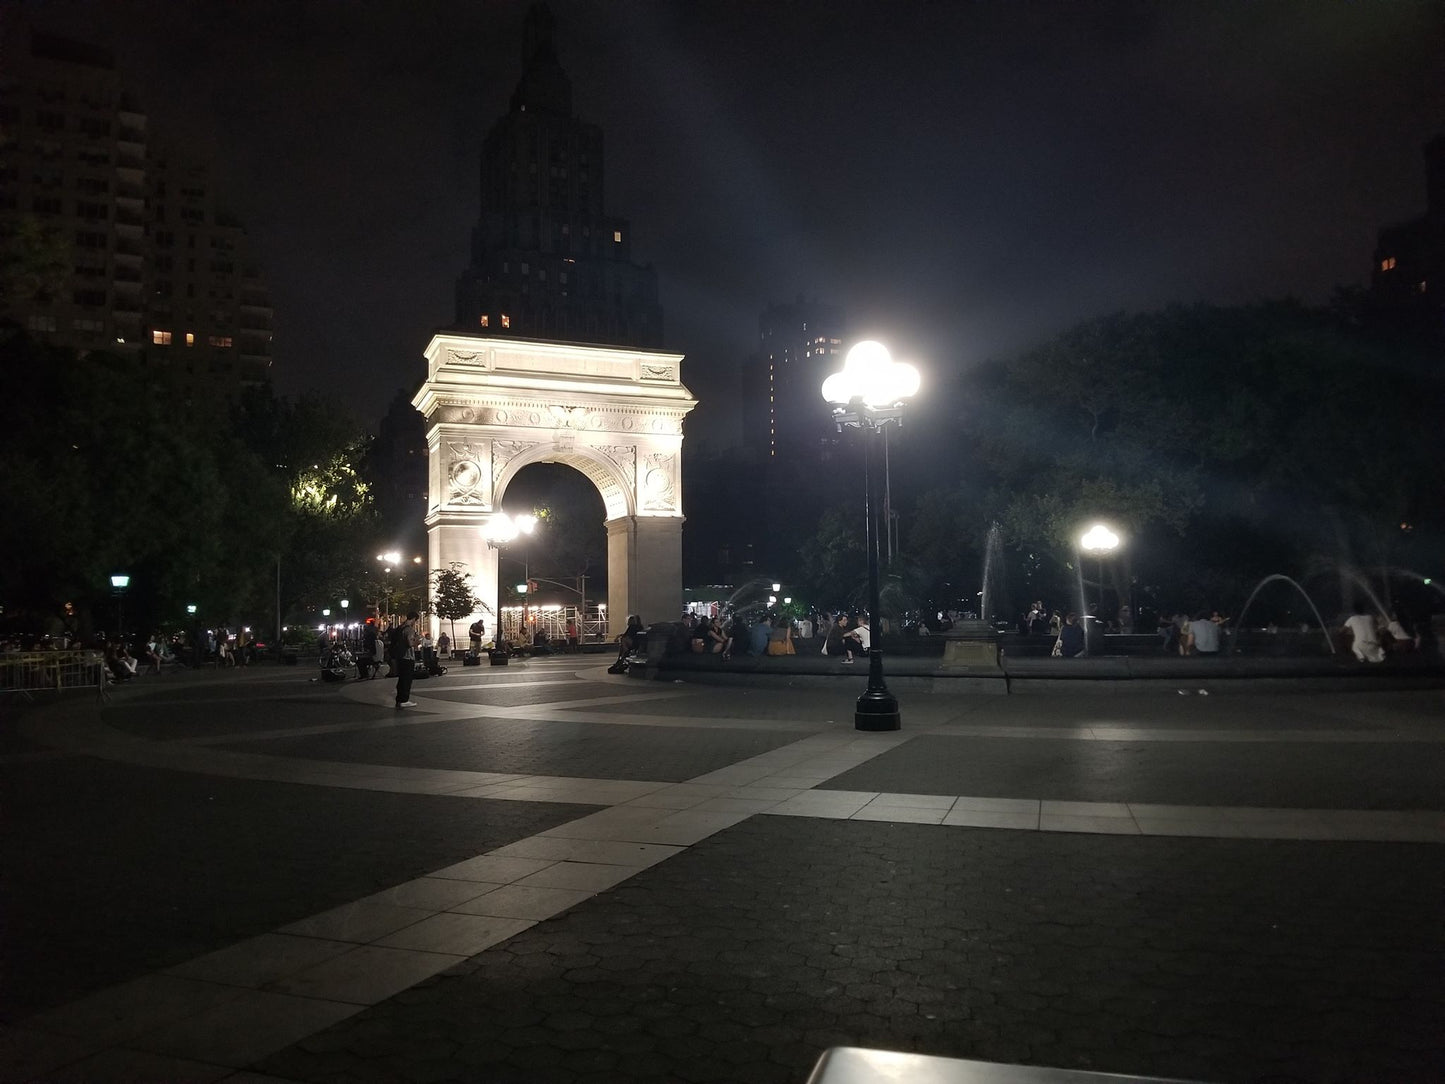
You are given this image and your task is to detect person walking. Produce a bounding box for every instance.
[392,611,420,707]
[1342,610,1385,663]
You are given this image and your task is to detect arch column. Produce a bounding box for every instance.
[607,515,684,631]
[425,512,509,643]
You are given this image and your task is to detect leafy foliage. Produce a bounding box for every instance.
[0,328,378,637]
[432,562,486,642]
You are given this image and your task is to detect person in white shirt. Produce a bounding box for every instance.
[843,616,870,664]
[1185,611,1221,654]
[1343,612,1385,663]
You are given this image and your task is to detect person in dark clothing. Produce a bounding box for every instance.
[1058,613,1085,658]
[392,611,419,707]
[608,615,645,673]
[359,622,380,679]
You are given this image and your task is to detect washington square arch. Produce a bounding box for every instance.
[412,333,696,640]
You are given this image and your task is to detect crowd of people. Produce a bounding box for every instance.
[1012,598,1432,662]
[604,609,880,672]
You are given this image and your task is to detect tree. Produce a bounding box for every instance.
[432,562,485,644]
[798,504,867,608]
[967,301,1445,616]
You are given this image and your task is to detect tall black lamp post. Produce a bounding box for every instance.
[822,341,921,731]
[110,573,130,641]
[1078,523,1121,657]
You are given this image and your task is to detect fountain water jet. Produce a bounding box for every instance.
[979,523,1008,625]
[1231,574,1336,655]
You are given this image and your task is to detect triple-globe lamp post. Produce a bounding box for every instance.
[482,513,538,645]
[821,341,921,731]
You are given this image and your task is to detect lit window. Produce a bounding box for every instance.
[613,230,622,243]
[1380,256,1397,271]
[185,331,195,346]
[152,329,172,345]
[208,335,233,347]
[500,314,511,329]
[479,314,489,327]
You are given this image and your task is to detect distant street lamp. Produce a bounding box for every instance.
[375,553,405,617]
[110,574,130,641]
[186,604,197,615]
[822,340,921,731]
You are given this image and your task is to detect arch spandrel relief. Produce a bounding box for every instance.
[444,441,491,507]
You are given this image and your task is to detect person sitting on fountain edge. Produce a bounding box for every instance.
[1057,613,1085,657]
[1185,610,1222,655]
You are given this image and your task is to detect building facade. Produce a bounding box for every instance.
[453,4,662,349]
[0,29,272,388]
[750,296,846,458]
[1371,135,1444,347]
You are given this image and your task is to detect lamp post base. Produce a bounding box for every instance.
[854,679,901,731]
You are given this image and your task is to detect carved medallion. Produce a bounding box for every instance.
[642,452,676,511]
[445,441,488,505]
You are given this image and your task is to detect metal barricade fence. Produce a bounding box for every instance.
[0,650,109,701]
[497,606,610,646]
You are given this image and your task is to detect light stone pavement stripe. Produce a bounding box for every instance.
[10,673,1445,1076]
[920,723,1445,743]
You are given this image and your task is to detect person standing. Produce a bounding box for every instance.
[359,621,380,679]
[392,611,420,707]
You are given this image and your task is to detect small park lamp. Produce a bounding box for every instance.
[110,574,130,640]
[186,604,197,615]
[822,340,921,731]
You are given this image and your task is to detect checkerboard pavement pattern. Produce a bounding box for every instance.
[4,661,1442,1081]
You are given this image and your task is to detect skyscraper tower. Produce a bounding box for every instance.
[751,296,846,458]
[454,4,662,347]
[1371,134,1444,347]
[0,27,273,388]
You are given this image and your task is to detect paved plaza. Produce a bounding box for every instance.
[3,660,1443,1083]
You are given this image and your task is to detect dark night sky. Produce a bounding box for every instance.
[24,0,1445,445]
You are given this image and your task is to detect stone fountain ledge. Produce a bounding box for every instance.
[632,648,1445,694]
